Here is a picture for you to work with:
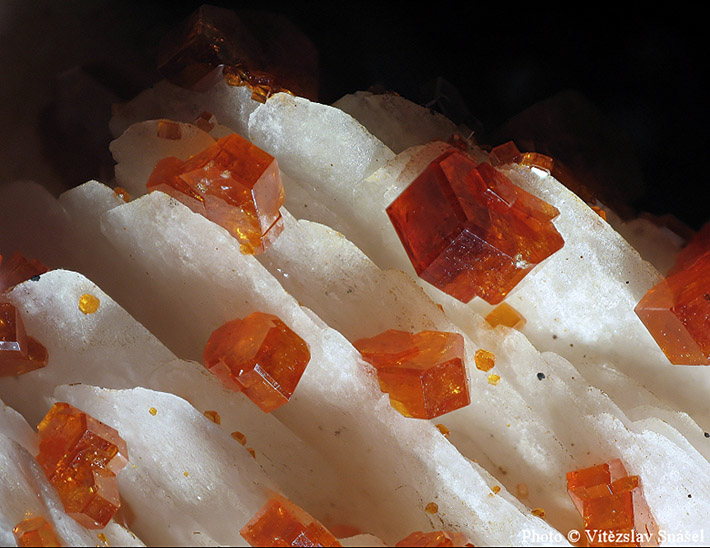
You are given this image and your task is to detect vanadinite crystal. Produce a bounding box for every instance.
[240,494,341,547]
[566,460,659,546]
[353,330,470,419]
[484,302,526,329]
[37,403,129,529]
[386,149,563,304]
[395,531,474,547]
[203,312,311,413]
[12,517,61,547]
[0,302,48,377]
[0,252,49,293]
[634,250,710,365]
[146,133,285,254]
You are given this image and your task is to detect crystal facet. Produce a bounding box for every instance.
[634,250,710,365]
[386,149,563,304]
[12,517,61,548]
[0,252,49,293]
[353,329,470,419]
[484,302,526,329]
[240,494,341,547]
[0,302,48,377]
[147,133,285,254]
[37,403,129,529]
[203,312,311,413]
[395,531,474,547]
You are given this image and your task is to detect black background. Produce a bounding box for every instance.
[1,2,707,229]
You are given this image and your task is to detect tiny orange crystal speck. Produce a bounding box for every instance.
[485,302,526,329]
[203,410,221,424]
[78,294,101,315]
[487,374,501,386]
[13,517,61,547]
[395,530,474,547]
[474,349,495,372]
[425,502,439,514]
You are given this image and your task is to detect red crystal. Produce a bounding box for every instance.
[0,251,48,293]
[386,149,563,304]
[146,133,285,254]
[353,329,470,419]
[0,302,48,377]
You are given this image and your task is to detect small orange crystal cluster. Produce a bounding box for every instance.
[386,149,563,304]
[395,530,474,547]
[634,222,710,365]
[12,517,61,547]
[147,133,285,255]
[203,311,311,412]
[566,459,659,546]
[0,302,48,377]
[353,329,470,419]
[240,495,341,547]
[37,403,129,529]
[0,251,49,293]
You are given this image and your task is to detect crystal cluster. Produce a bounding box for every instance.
[203,311,311,412]
[386,149,564,304]
[0,302,48,376]
[566,459,659,546]
[395,531,474,547]
[353,329,470,419]
[0,251,48,293]
[12,517,61,547]
[635,223,710,365]
[147,133,285,254]
[37,403,129,529]
[240,494,341,547]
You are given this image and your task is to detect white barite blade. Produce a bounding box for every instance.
[110,120,216,198]
[54,384,276,547]
[109,79,259,140]
[96,190,567,545]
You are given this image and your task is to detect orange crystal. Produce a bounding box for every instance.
[484,302,527,329]
[386,149,563,305]
[0,302,48,377]
[474,349,495,372]
[395,531,474,547]
[37,402,129,529]
[0,252,49,293]
[240,494,341,547]
[12,517,61,547]
[203,311,311,413]
[634,250,710,365]
[353,329,470,419]
[669,221,710,276]
[147,133,285,255]
[566,461,659,547]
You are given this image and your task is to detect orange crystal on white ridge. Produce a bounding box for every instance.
[395,530,474,547]
[12,517,61,547]
[0,251,49,293]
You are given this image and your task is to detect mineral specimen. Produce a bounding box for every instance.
[353,329,470,419]
[146,133,285,255]
[203,311,311,413]
[36,402,129,529]
[484,302,526,329]
[0,302,48,377]
[0,252,48,293]
[395,530,474,547]
[386,149,563,304]
[12,517,61,547]
[240,494,341,547]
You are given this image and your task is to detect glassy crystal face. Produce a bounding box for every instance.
[386,149,563,304]
[37,403,129,529]
[12,517,61,548]
[240,495,341,547]
[203,312,311,413]
[0,302,48,377]
[484,302,526,329]
[353,329,470,419]
[634,250,710,365]
[566,460,659,547]
[395,530,474,547]
[147,133,285,254]
[0,251,49,293]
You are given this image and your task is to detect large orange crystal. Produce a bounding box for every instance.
[566,460,659,547]
[386,149,563,304]
[0,251,49,293]
[0,302,48,377]
[395,531,474,547]
[240,494,341,547]
[203,311,311,413]
[12,517,61,547]
[634,250,710,365]
[353,330,470,419]
[37,403,128,529]
[147,133,285,255]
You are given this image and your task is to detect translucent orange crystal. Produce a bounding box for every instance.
[353,329,470,419]
[240,494,341,547]
[203,312,311,413]
[37,403,129,529]
[669,221,710,276]
[0,302,48,377]
[12,517,61,547]
[146,133,285,255]
[474,349,495,372]
[566,460,659,547]
[395,531,474,547]
[0,251,49,293]
[634,250,710,365]
[484,302,526,329]
[386,149,563,304]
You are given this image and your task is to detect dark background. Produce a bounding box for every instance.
[1,2,706,229]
